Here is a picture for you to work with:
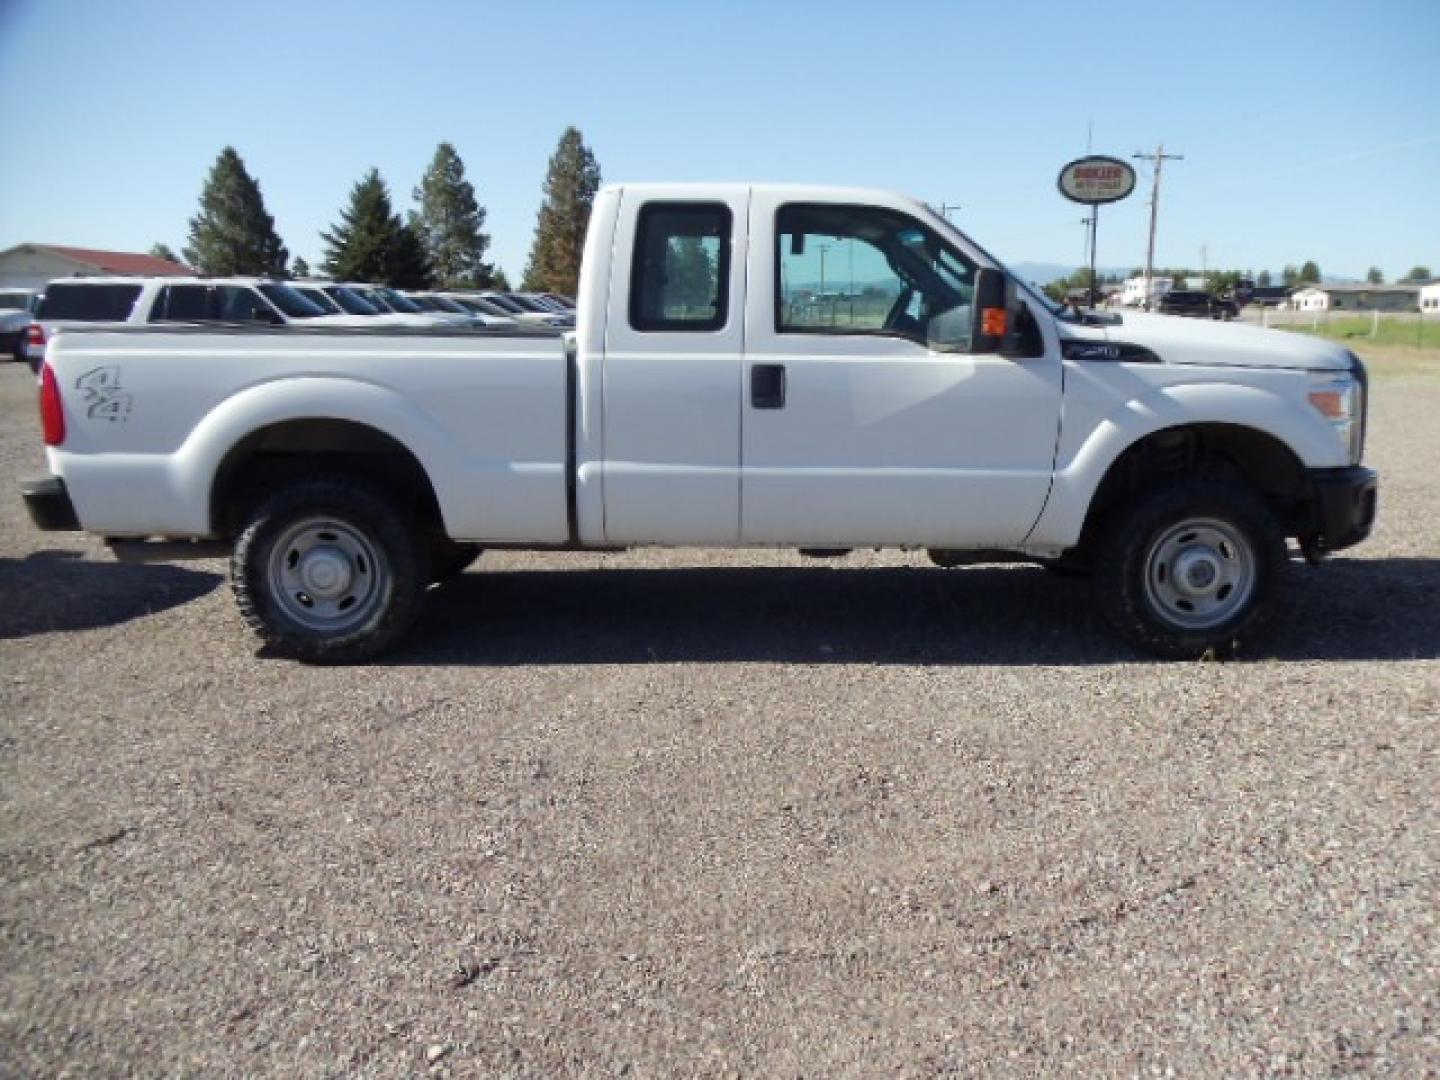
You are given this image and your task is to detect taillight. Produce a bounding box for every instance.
[26,323,45,347]
[40,363,65,445]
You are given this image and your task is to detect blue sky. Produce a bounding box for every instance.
[1,0,1436,283]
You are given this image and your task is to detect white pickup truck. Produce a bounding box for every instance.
[21,183,1377,662]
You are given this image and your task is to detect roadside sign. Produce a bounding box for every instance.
[1056,156,1136,205]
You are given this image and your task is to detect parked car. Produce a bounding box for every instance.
[1159,290,1237,320]
[24,277,366,369]
[478,291,571,327]
[0,288,40,363]
[407,292,518,328]
[345,284,468,327]
[293,282,442,328]
[22,181,1376,663]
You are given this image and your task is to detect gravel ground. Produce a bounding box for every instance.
[1,350,1436,1076]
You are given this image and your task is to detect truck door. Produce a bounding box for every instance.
[601,187,750,544]
[740,194,1063,546]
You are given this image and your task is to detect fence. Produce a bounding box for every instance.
[1249,306,1434,348]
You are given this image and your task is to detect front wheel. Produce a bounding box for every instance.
[231,475,426,662]
[1093,480,1287,659]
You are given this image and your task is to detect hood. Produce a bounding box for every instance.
[1060,311,1353,371]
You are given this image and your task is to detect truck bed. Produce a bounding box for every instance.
[44,324,573,542]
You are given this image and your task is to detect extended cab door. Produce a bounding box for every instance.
[601,186,750,544]
[740,193,1063,546]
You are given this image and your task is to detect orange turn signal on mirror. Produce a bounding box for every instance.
[981,308,1007,337]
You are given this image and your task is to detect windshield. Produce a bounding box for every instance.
[324,286,381,315]
[482,294,525,314]
[351,287,394,312]
[428,296,469,313]
[293,287,342,314]
[407,295,443,312]
[257,284,327,318]
[375,287,424,314]
[505,294,548,313]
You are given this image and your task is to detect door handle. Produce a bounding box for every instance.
[751,363,786,408]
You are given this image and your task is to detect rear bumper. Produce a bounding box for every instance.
[1305,466,1377,552]
[20,475,80,531]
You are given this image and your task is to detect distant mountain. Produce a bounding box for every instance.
[1010,261,1133,286]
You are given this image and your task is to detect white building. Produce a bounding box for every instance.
[1120,276,1172,307]
[1291,283,1420,312]
[0,244,191,291]
[1420,281,1440,313]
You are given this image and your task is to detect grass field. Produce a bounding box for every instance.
[1272,314,1437,349]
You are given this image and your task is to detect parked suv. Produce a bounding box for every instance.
[0,288,40,364]
[1159,290,1237,320]
[25,277,367,368]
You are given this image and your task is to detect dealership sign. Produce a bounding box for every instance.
[1056,155,1137,205]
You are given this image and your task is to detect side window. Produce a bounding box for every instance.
[216,287,271,322]
[151,285,212,322]
[775,203,977,349]
[630,202,731,332]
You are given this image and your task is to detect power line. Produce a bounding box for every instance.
[1133,145,1184,309]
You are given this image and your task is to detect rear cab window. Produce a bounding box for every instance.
[38,283,144,321]
[629,202,731,332]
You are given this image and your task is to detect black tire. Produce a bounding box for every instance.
[1092,479,1287,659]
[231,475,426,663]
[428,540,482,584]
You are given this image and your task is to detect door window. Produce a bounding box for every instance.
[775,203,978,350]
[216,287,273,322]
[151,285,211,321]
[630,202,731,332]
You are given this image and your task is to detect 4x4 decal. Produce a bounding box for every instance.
[75,366,133,422]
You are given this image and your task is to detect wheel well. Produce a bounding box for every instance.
[1077,423,1308,552]
[210,420,443,539]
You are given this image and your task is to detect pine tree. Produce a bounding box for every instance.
[1366,266,1384,285]
[291,256,311,279]
[1299,260,1322,284]
[522,127,601,295]
[320,168,433,287]
[1257,269,1272,287]
[183,147,288,276]
[149,242,182,265]
[667,236,716,314]
[412,142,498,288]
[1402,265,1432,282]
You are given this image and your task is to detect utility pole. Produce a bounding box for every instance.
[1133,144,1183,309]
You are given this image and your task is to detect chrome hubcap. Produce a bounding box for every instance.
[1143,518,1255,630]
[268,518,387,633]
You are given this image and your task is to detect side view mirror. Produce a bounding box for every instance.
[971,267,1021,355]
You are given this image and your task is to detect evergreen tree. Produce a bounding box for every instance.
[149,242,182,265]
[320,168,433,287]
[522,126,602,295]
[1366,266,1384,284]
[1402,265,1432,282]
[412,142,498,288]
[1281,265,1299,286]
[291,256,311,279]
[666,236,717,313]
[1298,260,1322,284]
[1257,269,1272,287]
[183,146,288,276]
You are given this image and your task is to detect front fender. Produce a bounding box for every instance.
[1025,375,1344,549]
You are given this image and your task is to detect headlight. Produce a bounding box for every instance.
[1308,372,1364,463]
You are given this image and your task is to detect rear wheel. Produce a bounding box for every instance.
[231,475,426,662]
[1093,480,1287,658]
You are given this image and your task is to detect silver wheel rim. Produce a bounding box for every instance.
[1142,517,1256,630]
[267,516,388,634]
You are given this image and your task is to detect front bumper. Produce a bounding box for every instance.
[1305,466,1377,552]
[20,476,80,531]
